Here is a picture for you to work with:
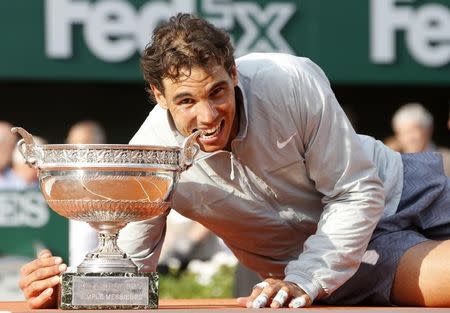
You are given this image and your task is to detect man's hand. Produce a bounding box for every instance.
[18,249,67,309]
[237,278,312,308]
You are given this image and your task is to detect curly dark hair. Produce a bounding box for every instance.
[140,13,235,103]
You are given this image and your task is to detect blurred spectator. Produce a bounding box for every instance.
[392,103,434,153]
[391,103,450,175]
[0,121,18,188]
[66,120,106,145]
[66,120,106,267]
[9,136,46,189]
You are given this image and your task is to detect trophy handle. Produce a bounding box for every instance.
[11,127,40,168]
[180,130,201,170]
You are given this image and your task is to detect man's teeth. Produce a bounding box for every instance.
[200,124,221,138]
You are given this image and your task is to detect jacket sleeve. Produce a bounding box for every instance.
[282,59,385,301]
[118,211,169,272]
[116,115,170,272]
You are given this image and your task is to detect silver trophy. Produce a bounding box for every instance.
[12,127,200,310]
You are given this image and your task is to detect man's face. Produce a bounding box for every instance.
[394,121,432,153]
[152,65,239,152]
[0,123,16,171]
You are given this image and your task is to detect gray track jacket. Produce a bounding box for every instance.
[119,53,403,301]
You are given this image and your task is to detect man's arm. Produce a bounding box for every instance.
[283,58,385,300]
[118,210,169,272]
[238,55,384,308]
[121,109,175,271]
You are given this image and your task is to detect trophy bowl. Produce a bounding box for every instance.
[12,127,200,309]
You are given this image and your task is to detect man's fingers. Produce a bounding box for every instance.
[20,256,62,278]
[289,294,311,308]
[246,281,267,307]
[252,292,269,308]
[20,261,66,290]
[251,284,276,308]
[18,251,63,310]
[23,275,61,299]
[270,288,289,308]
[37,249,53,259]
[28,288,55,309]
[236,297,249,307]
[245,279,311,308]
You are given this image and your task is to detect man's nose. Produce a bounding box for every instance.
[196,101,219,123]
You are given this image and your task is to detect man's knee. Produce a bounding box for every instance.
[392,240,450,307]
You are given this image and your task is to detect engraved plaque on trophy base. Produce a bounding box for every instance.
[59,272,159,310]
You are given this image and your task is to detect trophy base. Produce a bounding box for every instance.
[59,272,158,310]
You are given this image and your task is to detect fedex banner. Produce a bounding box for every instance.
[45,0,296,61]
[0,0,448,84]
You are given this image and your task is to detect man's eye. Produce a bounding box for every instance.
[211,87,224,97]
[179,98,193,105]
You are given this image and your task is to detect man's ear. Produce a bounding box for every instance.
[230,65,238,87]
[150,84,167,109]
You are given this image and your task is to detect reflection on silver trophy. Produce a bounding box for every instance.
[12,127,200,310]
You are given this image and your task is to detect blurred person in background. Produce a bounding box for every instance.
[66,120,106,145]
[391,103,450,176]
[66,120,106,267]
[9,136,46,189]
[0,121,18,188]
